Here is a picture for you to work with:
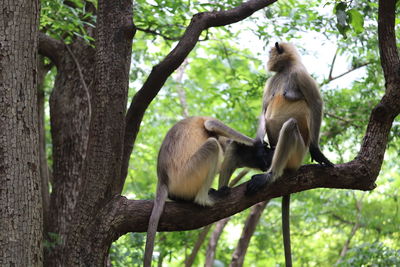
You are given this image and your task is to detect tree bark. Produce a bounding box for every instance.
[230,201,269,267]
[59,0,134,265]
[0,0,42,266]
[45,39,95,266]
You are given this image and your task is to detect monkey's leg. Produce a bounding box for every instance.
[218,142,238,189]
[247,118,306,194]
[176,137,223,206]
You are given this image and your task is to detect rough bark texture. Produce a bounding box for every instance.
[0,0,42,266]
[230,201,269,267]
[59,0,134,265]
[45,39,95,266]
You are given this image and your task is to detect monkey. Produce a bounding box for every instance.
[246,42,333,267]
[144,116,274,267]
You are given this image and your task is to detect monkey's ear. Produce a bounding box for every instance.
[275,42,284,54]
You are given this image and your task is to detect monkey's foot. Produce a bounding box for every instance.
[246,172,272,195]
[209,186,231,200]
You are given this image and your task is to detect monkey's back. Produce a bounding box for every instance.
[157,116,213,198]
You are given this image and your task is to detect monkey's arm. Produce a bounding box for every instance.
[284,76,305,101]
[256,80,273,143]
[294,70,333,166]
[294,70,323,146]
[204,119,254,146]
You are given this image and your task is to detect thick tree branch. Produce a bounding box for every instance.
[38,32,65,67]
[356,0,400,169]
[378,0,400,87]
[105,161,374,236]
[117,0,278,194]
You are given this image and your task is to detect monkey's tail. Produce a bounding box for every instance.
[282,194,292,267]
[144,182,168,267]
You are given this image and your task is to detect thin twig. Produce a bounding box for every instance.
[136,26,181,41]
[329,62,370,81]
[328,47,339,81]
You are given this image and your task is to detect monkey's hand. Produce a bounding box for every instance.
[246,172,273,195]
[309,144,334,167]
[209,186,231,200]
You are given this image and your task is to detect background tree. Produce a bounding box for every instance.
[0,0,42,266]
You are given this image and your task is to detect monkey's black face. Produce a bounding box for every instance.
[254,141,274,171]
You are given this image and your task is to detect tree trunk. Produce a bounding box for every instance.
[45,40,95,266]
[0,0,42,266]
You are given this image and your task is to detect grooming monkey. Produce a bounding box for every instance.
[144,116,273,267]
[246,42,333,267]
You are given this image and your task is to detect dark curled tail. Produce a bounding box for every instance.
[282,195,292,267]
[144,182,168,267]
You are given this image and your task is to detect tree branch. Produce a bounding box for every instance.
[329,63,370,82]
[328,48,338,81]
[357,0,400,168]
[378,0,400,87]
[105,161,375,236]
[38,32,65,67]
[117,0,278,194]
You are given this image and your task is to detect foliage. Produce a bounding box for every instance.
[338,242,400,266]
[41,0,95,43]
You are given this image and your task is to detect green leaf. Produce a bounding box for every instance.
[348,9,364,34]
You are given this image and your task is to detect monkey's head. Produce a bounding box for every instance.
[267,42,301,72]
